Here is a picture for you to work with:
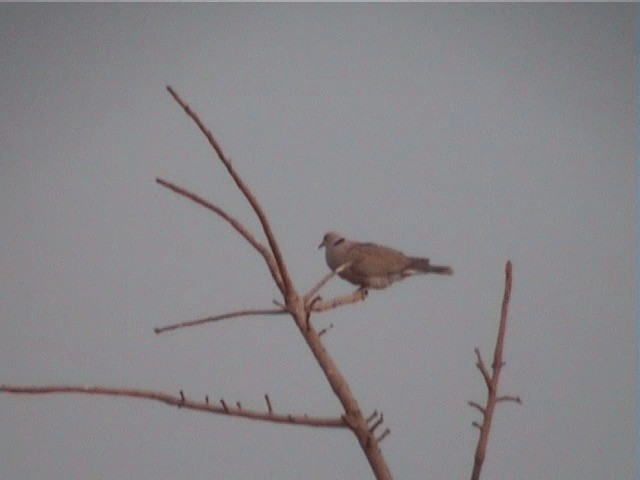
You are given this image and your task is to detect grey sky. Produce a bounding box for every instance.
[1,4,635,480]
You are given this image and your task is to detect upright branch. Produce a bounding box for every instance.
[166,86,294,300]
[469,261,521,480]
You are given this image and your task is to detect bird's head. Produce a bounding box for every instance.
[319,231,344,249]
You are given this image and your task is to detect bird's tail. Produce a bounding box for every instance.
[409,257,454,275]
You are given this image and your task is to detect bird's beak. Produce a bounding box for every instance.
[318,240,325,249]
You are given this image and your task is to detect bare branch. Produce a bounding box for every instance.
[470,260,519,480]
[154,307,286,334]
[156,177,284,293]
[220,398,229,413]
[310,289,368,313]
[1,385,347,428]
[264,394,273,414]
[366,410,379,423]
[166,86,294,298]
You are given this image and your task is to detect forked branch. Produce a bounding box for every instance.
[166,86,294,299]
[155,178,284,293]
[469,260,520,480]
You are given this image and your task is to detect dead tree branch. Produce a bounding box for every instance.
[469,260,520,480]
[154,308,286,334]
[0,385,346,428]
[155,177,284,293]
[166,86,294,299]
[2,87,393,480]
[310,288,369,312]
[164,88,391,477]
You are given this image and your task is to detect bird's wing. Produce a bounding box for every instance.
[346,242,410,276]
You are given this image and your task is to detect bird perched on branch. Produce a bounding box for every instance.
[319,232,453,290]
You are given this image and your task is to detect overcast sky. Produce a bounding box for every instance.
[1,4,635,480]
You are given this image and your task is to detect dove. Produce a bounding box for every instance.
[318,232,453,290]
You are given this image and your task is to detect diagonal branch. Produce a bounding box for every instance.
[303,262,354,305]
[0,385,347,429]
[156,178,284,292]
[289,307,393,479]
[154,308,287,334]
[166,86,294,298]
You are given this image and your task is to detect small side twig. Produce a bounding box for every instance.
[376,428,391,444]
[368,413,384,433]
[318,324,334,337]
[265,394,273,414]
[497,395,522,404]
[474,348,492,389]
[467,401,485,415]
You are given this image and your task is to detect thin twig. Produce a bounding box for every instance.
[368,413,384,433]
[467,401,486,415]
[0,385,347,428]
[376,428,391,443]
[154,308,286,334]
[156,177,284,293]
[497,395,522,404]
[166,86,294,298]
[264,394,273,414]
[318,324,334,337]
